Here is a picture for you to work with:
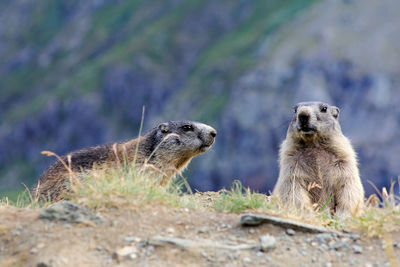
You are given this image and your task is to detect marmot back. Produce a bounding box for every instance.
[273,102,364,217]
[34,121,217,201]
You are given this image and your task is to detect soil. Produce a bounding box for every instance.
[0,196,399,267]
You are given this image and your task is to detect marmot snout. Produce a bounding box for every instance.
[273,102,364,217]
[34,120,217,201]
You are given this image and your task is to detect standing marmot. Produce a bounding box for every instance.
[34,121,217,201]
[273,102,364,217]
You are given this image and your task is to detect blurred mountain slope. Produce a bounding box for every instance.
[1,0,399,196]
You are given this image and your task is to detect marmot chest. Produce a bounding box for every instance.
[291,147,338,182]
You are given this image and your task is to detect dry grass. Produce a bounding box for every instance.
[67,163,201,210]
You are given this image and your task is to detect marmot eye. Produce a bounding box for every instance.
[293,107,298,113]
[182,125,194,131]
[320,106,328,113]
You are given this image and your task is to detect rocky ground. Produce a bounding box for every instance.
[1,197,400,267]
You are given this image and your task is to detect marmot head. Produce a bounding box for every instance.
[146,120,217,168]
[288,102,341,139]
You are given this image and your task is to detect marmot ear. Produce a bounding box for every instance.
[158,123,169,133]
[331,106,340,119]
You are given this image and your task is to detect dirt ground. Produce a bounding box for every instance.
[1,199,400,267]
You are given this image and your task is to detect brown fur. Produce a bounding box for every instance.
[33,121,217,201]
[273,102,364,217]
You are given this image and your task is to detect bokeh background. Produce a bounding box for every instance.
[1,0,400,198]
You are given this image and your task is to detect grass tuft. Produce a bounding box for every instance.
[213,180,273,213]
[349,179,400,237]
[67,164,199,210]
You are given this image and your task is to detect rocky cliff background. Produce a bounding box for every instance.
[1,0,399,196]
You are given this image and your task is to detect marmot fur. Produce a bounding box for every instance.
[34,121,217,201]
[273,102,364,217]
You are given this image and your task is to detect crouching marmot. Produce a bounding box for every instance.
[273,102,364,217]
[33,121,217,201]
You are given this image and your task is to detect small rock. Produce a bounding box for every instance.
[39,201,104,224]
[198,226,209,233]
[124,236,140,243]
[286,229,295,236]
[364,263,373,267]
[30,247,39,254]
[265,255,272,262]
[320,244,328,250]
[330,242,350,251]
[37,262,51,267]
[146,245,155,256]
[112,246,137,261]
[315,233,332,243]
[341,237,350,243]
[300,250,307,256]
[353,245,363,254]
[12,230,21,236]
[256,251,263,257]
[166,227,175,234]
[128,253,137,260]
[260,234,276,252]
[249,228,255,234]
[185,225,194,230]
[305,237,312,243]
[243,257,252,263]
[349,234,361,241]
[393,242,400,249]
[325,262,332,267]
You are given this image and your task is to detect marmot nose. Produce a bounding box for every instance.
[210,130,217,138]
[298,113,310,124]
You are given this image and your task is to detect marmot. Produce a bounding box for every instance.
[33,120,217,201]
[273,102,364,217]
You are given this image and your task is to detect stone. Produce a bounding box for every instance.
[124,236,140,243]
[149,236,257,250]
[260,234,276,252]
[315,233,332,243]
[39,201,104,224]
[198,226,209,233]
[349,234,361,241]
[286,229,295,236]
[353,245,363,254]
[112,246,138,261]
[241,214,340,234]
[243,257,252,263]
